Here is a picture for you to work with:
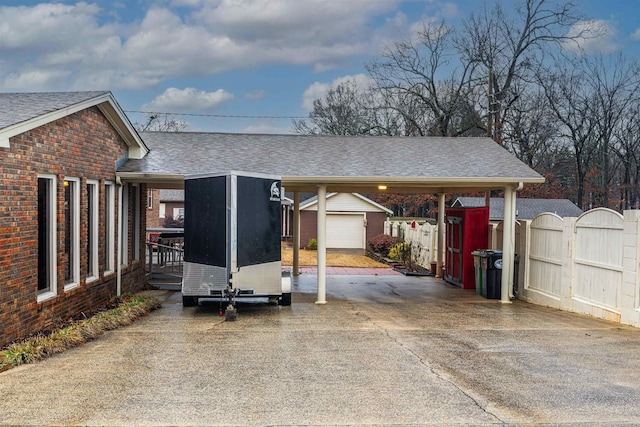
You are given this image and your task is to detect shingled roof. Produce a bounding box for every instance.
[0,91,148,157]
[118,132,545,193]
[0,91,108,129]
[453,197,583,219]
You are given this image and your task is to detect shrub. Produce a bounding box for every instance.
[0,294,161,373]
[388,242,410,261]
[307,238,318,250]
[367,234,402,254]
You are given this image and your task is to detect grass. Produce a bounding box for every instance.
[281,248,388,268]
[0,294,161,374]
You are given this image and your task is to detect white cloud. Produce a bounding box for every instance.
[245,90,265,100]
[0,1,408,92]
[563,20,620,55]
[142,87,234,112]
[301,74,375,111]
[632,28,640,40]
[3,69,71,90]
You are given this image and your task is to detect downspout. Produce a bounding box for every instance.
[116,177,123,297]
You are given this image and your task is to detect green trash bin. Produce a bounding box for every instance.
[471,250,486,296]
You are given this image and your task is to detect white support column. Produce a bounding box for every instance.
[508,189,517,298]
[501,186,515,304]
[437,193,446,278]
[316,185,327,304]
[293,192,301,276]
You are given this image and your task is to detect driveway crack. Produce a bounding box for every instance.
[353,303,506,425]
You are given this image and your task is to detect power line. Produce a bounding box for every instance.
[125,110,308,119]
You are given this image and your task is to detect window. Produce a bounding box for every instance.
[105,182,115,274]
[147,189,153,209]
[63,178,80,290]
[86,180,99,282]
[174,207,185,219]
[37,175,56,302]
[132,185,141,261]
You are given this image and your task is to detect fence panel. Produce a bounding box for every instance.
[573,208,624,311]
[528,213,564,298]
[385,220,437,268]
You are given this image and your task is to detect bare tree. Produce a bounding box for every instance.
[457,0,586,143]
[134,113,189,132]
[614,104,640,210]
[502,86,560,170]
[366,21,481,137]
[584,54,640,207]
[538,60,599,209]
[293,80,378,135]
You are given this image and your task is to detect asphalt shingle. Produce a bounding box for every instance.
[0,91,109,130]
[121,132,544,181]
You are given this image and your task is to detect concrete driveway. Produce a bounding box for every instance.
[2,273,640,426]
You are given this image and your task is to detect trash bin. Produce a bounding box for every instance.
[481,250,502,299]
[471,250,485,296]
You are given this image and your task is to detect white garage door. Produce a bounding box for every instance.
[327,214,364,249]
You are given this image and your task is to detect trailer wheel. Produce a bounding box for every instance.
[182,296,198,307]
[279,292,292,306]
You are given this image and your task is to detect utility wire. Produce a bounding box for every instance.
[125,110,308,119]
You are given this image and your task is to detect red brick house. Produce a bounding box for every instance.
[0,91,149,348]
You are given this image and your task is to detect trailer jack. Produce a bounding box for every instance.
[222,287,238,321]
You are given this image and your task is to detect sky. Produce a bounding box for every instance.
[1,0,639,134]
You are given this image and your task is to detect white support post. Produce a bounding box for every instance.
[508,189,517,298]
[437,193,445,278]
[316,185,327,304]
[293,192,301,276]
[501,186,515,304]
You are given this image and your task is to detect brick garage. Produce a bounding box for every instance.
[0,92,149,348]
[298,193,392,252]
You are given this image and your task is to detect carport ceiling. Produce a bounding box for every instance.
[117,132,545,192]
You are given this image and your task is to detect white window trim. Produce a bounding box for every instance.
[105,181,115,275]
[37,174,57,303]
[64,177,81,291]
[86,180,99,283]
[173,207,184,219]
[121,183,129,266]
[132,184,141,261]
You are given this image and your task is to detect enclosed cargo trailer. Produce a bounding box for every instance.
[181,171,291,317]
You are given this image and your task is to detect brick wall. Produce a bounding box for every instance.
[0,107,147,348]
[147,189,161,228]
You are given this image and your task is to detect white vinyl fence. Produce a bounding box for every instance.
[384,220,438,267]
[386,208,640,328]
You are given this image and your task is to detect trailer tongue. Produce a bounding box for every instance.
[181,171,291,319]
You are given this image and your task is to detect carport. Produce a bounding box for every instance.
[117,132,544,304]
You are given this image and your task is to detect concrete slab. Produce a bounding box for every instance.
[1,275,640,426]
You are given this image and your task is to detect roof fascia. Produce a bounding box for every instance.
[351,192,394,214]
[96,93,149,159]
[299,192,338,210]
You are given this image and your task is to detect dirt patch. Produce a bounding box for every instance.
[281,248,388,268]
